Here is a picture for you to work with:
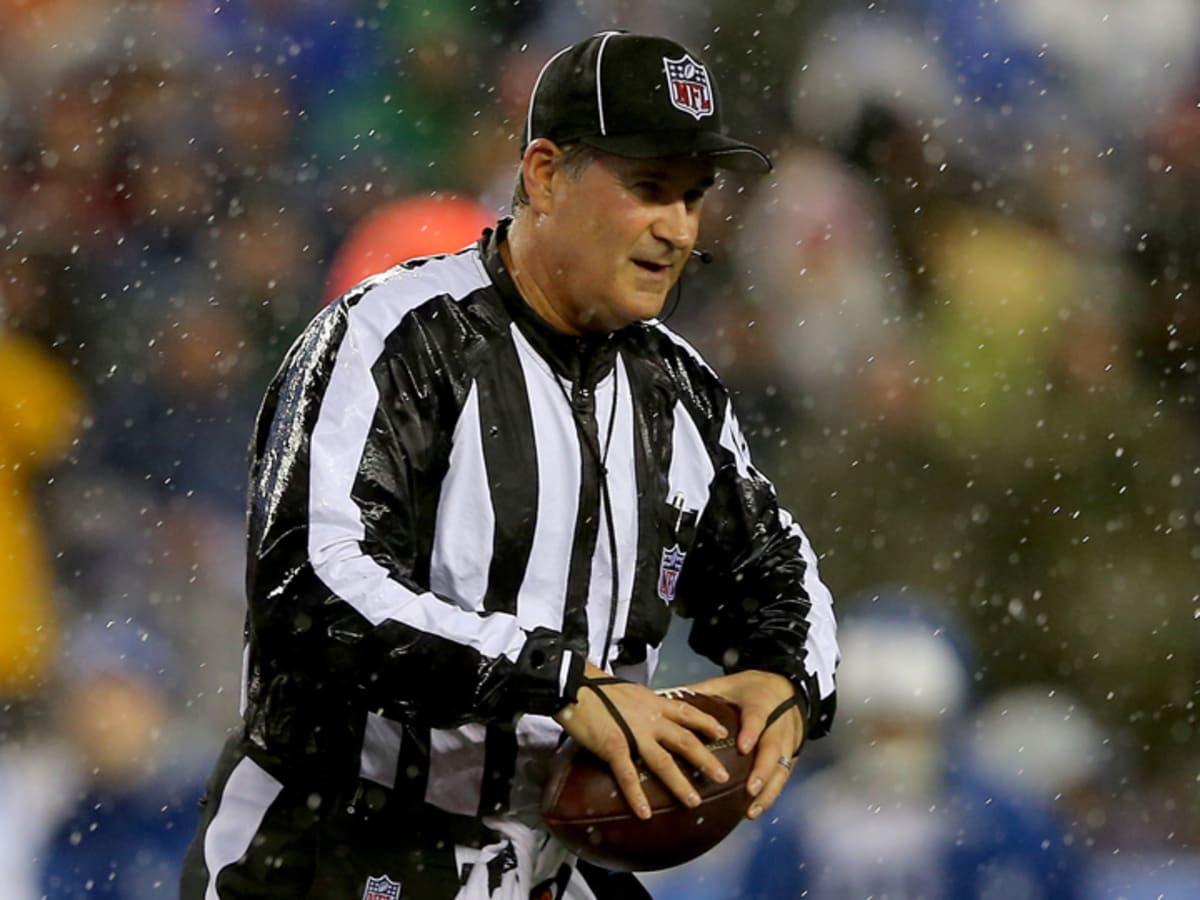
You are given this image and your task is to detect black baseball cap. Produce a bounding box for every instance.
[522,32,772,174]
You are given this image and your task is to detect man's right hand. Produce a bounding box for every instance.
[552,663,731,819]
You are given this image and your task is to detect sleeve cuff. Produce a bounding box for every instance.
[792,679,813,736]
[558,648,584,703]
[510,628,585,718]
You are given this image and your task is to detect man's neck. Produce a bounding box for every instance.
[501,216,582,336]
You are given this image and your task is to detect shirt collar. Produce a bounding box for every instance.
[481,217,619,384]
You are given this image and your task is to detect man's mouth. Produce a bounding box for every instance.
[633,259,671,274]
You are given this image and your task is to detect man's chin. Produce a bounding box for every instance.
[575,292,671,332]
[622,289,672,323]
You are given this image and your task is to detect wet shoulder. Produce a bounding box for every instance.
[631,320,728,419]
[338,249,503,354]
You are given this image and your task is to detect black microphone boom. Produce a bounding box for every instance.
[690,248,713,264]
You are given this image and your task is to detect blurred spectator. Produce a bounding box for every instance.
[727,144,916,432]
[744,597,1086,899]
[296,4,493,190]
[971,687,1200,898]
[205,0,385,120]
[37,465,245,740]
[969,687,1112,846]
[38,616,206,900]
[77,280,262,516]
[208,67,295,180]
[323,193,494,301]
[0,723,76,900]
[0,306,83,703]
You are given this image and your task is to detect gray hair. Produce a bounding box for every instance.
[511,142,603,213]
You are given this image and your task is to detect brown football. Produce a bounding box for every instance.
[540,689,750,872]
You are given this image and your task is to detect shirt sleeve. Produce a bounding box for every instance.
[246,298,583,729]
[672,396,839,738]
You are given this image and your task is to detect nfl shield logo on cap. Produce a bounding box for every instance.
[362,874,402,900]
[662,53,714,121]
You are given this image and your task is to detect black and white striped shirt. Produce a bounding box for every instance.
[238,220,838,822]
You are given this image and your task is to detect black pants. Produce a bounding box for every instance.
[180,736,650,899]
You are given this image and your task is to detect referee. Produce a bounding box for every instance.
[182,31,838,900]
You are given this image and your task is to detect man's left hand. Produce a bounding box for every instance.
[685,670,804,820]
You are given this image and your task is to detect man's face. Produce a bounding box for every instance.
[541,151,716,333]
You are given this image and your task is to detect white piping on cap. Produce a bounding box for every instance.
[525,44,572,147]
[594,31,620,136]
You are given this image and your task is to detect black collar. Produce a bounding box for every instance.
[481,218,620,385]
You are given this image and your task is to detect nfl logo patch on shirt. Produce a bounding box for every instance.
[662,53,714,120]
[363,874,402,900]
[657,543,687,602]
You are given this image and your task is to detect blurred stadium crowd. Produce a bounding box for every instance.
[1,0,1198,896]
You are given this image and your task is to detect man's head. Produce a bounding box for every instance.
[508,32,770,334]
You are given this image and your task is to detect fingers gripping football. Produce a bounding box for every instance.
[542,690,754,871]
[553,666,730,818]
[686,669,806,820]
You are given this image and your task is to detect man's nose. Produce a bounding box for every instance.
[652,199,695,250]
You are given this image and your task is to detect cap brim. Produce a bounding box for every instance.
[578,129,772,174]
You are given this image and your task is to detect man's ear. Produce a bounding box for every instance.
[522,138,561,215]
